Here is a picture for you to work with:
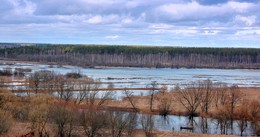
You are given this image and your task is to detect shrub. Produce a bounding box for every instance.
[13,70,25,77]
[66,72,82,79]
[0,110,12,136]
[0,68,12,76]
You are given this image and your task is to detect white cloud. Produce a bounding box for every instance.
[0,0,260,47]
[149,25,198,36]
[149,23,223,36]
[8,0,36,16]
[126,1,140,9]
[105,35,119,39]
[158,1,254,20]
[149,23,173,29]
[173,29,198,35]
[159,1,217,20]
[80,0,116,5]
[122,18,133,24]
[138,12,146,21]
[149,24,176,34]
[235,29,260,36]
[203,30,221,35]
[84,14,120,24]
[227,1,253,13]
[234,15,256,26]
[86,15,103,24]
[54,15,88,23]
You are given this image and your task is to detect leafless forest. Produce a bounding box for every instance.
[1,45,259,69]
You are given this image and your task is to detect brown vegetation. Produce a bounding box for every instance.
[0,70,259,137]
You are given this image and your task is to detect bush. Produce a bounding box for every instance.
[13,70,25,77]
[66,72,82,79]
[15,68,32,73]
[0,68,12,76]
[0,110,12,136]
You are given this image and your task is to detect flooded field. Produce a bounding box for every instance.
[1,62,260,89]
[1,62,259,136]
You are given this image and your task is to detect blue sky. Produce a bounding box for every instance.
[0,0,259,48]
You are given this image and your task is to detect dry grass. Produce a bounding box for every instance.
[1,72,259,137]
[8,122,241,137]
[106,87,260,112]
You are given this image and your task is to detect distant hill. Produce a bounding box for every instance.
[0,43,259,69]
[0,43,22,48]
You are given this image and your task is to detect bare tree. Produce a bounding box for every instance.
[41,71,56,94]
[85,80,114,108]
[141,114,154,137]
[248,99,260,122]
[84,81,100,107]
[236,101,249,136]
[28,96,51,137]
[80,110,107,137]
[97,83,114,106]
[123,88,138,112]
[215,85,242,134]
[50,104,78,137]
[247,99,260,135]
[159,84,168,95]
[175,82,203,117]
[54,75,65,101]
[62,80,75,103]
[108,111,137,137]
[65,107,79,137]
[54,75,74,103]
[147,81,159,112]
[214,106,231,135]
[213,82,228,108]
[28,71,42,94]
[158,91,172,117]
[199,117,209,134]
[228,85,242,122]
[74,78,93,104]
[200,79,215,114]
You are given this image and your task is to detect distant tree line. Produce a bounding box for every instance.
[0,45,259,69]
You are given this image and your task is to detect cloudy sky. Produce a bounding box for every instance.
[0,0,259,47]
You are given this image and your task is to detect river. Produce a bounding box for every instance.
[1,62,260,89]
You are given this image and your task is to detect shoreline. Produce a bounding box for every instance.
[0,59,259,70]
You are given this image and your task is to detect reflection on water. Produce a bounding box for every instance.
[14,90,151,100]
[98,111,257,136]
[52,90,151,100]
[13,91,258,135]
[145,114,257,136]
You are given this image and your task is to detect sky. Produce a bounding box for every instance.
[0,0,260,48]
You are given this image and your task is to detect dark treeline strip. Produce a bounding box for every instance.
[0,44,259,69]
